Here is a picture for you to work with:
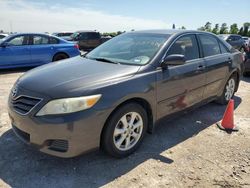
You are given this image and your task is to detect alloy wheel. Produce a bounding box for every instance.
[113,112,143,151]
[225,78,235,101]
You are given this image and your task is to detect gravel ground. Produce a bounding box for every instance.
[0,68,250,188]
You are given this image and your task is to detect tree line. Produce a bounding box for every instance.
[2,22,250,37]
[197,22,250,36]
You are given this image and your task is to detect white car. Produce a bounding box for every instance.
[0,33,8,39]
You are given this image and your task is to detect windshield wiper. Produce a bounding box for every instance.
[92,57,118,64]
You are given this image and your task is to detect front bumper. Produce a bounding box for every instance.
[8,99,111,158]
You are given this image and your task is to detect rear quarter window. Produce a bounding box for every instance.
[49,37,59,44]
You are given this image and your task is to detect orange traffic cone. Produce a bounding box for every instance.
[217,99,239,132]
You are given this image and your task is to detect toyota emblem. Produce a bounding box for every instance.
[11,86,18,98]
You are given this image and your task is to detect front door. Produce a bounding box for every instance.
[0,35,31,68]
[156,34,206,119]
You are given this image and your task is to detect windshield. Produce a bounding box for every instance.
[0,35,10,44]
[86,33,169,65]
[71,32,79,39]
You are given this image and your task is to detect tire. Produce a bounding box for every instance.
[52,53,69,62]
[101,103,148,158]
[216,75,237,105]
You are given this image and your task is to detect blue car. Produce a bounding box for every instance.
[0,33,80,69]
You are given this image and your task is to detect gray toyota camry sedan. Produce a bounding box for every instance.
[8,30,244,158]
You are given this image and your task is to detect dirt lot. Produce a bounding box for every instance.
[0,68,250,188]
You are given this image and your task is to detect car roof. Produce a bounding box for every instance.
[10,33,51,36]
[54,31,74,33]
[75,30,99,33]
[219,34,241,37]
[4,33,66,42]
[7,33,61,38]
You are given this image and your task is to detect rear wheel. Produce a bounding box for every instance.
[216,75,237,105]
[101,103,148,158]
[53,53,69,62]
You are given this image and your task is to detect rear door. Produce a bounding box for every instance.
[30,35,55,65]
[156,34,206,119]
[0,35,31,68]
[197,34,231,99]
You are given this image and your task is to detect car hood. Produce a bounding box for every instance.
[17,56,141,98]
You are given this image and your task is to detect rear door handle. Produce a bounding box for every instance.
[197,65,205,71]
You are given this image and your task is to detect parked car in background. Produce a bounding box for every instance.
[101,35,112,43]
[243,51,250,76]
[219,34,247,52]
[242,37,250,47]
[0,33,80,69]
[70,30,103,51]
[0,33,9,39]
[9,30,244,158]
[52,32,74,41]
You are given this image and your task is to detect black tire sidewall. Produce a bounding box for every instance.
[102,103,148,158]
[53,53,68,62]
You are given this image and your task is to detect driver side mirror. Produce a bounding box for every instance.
[161,54,186,68]
[0,42,10,48]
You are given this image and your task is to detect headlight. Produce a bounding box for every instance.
[36,94,101,116]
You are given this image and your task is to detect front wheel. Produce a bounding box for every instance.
[216,75,237,105]
[101,103,148,158]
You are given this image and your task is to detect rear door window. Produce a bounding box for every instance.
[199,34,220,57]
[33,35,49,45]
[87,32,100,40]
[166,34,199,61]
[79,33,88,40]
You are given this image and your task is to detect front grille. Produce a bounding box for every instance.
[11,96,41,115]
[12,125,30,143]
[48,140,69,152]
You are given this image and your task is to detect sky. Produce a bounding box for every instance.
[0,0,249,33]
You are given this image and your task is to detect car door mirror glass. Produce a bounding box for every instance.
[162,54,186,68]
